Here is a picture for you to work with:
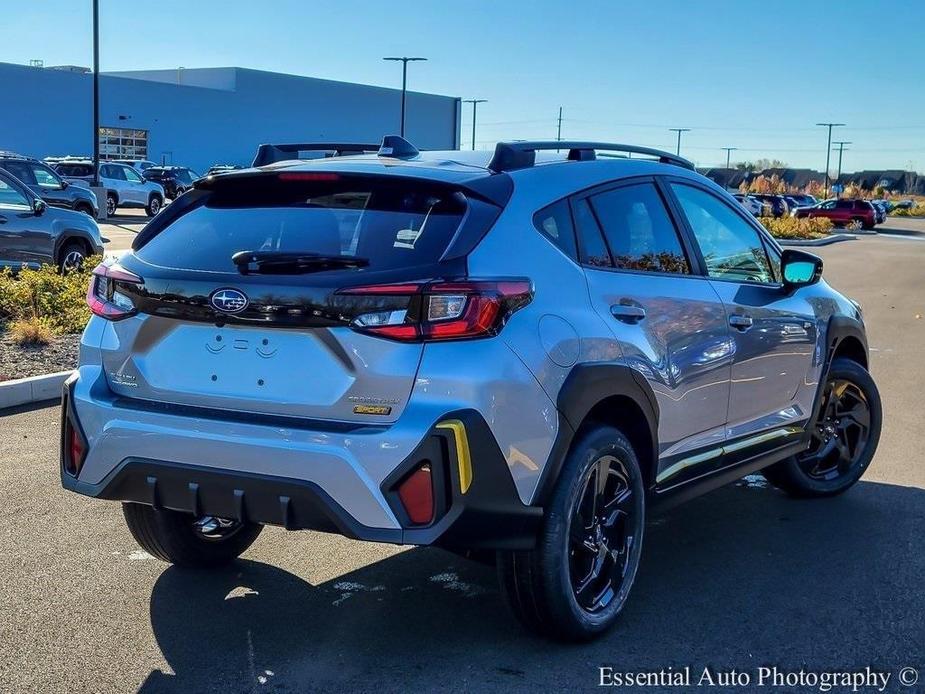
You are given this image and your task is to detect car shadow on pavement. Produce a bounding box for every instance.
[139,479,924,692]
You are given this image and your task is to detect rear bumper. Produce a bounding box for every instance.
[60,370,542,550]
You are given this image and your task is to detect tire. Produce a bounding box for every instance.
[762,357,881,497]
[75,202,95,216]
[497,425,645,641]
[106,193,117,217]
[122,502,263,568]
[58,241,87,273]
[146,194,162,216]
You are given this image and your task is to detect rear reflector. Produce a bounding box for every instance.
[397,464,435,525]
[63,418,86,477]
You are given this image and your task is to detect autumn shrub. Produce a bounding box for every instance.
[758,216,834,240]
[890,204,925,217]
[8,317,55,346]
[0,258,100,336]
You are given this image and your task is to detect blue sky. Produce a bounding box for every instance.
[3,0,924,171]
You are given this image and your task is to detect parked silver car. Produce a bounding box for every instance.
[60,137,882,641]
[54,160,165,216]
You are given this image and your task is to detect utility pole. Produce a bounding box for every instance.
[556,106,563,151]
[92,0,100,187]
[463,99,486,150]
[832,140,851,184]
[722,147,738,170]
[383,57,427,137]
[669,128,691,156]
[816,122,845,198]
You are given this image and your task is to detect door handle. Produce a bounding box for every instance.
[729,314,754,330]
[0,215,7,224]
[611,303,646,323]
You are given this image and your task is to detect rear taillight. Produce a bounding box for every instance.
[86,260,143,321]
[337,279,532,342]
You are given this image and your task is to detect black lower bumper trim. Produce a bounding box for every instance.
[74,459,403,543]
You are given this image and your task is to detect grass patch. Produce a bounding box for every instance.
[758,216,834,240]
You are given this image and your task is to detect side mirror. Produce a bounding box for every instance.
[781,248,822,289]
[32,198,47,216]
[60,179,69,189]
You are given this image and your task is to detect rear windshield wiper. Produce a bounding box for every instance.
[232,250,369,275]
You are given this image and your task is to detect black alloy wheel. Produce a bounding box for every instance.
[569,454,641,613]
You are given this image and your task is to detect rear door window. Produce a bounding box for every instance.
[2,161,37,185]
[587,182,690,274]
[136,176,468,273]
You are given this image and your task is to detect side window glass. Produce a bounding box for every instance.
[0,177,31,208]
[4,162,36,185]
[671,183,773,284]
[533,199,577,260]
[572,199,613,267]
[32,165,61,188]
[587,183,690,274]
[124,167,142,183]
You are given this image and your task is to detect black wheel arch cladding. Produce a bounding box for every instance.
[534,363,660,505]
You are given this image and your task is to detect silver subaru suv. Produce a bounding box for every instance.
[60,137,881,641]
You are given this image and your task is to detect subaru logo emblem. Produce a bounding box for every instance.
[210,288,249,313]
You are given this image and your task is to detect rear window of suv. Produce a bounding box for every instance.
[136,175,467,273]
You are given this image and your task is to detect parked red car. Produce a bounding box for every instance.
[793,199,878,230]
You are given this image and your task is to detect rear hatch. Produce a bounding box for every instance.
[99,170,500,423]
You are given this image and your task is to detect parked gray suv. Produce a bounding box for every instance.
[0,168,103,271]
[0,152,99,217]
[60,137,881,641]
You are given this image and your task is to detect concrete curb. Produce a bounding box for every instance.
[0,370,73,411]
[778,234,856,247]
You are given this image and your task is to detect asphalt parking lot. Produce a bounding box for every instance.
[2,231,924,692]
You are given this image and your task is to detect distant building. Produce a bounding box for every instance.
[0,62,461,172]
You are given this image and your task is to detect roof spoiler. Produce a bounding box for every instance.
[252,142,380,167]
[487,141,695,173]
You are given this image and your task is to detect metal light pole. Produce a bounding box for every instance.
[669,128,691,156]
[463,99,486,150]
[92,0,100,187]
[816,122,845,198]
[722,147,738,170]
[832,140,851,184]
[383,57,427,137]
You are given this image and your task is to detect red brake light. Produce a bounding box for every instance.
[397,464,434,525]
[337,279,532,342]
[86,260,143,321]
[277,172,341,182]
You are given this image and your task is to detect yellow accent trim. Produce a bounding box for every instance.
[437,420,472,494]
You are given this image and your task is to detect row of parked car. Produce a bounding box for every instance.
[732,192,892,230]
[46,156,206,216]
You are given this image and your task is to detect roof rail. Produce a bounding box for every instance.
[487,141,694,173]
[252,142,380,167]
